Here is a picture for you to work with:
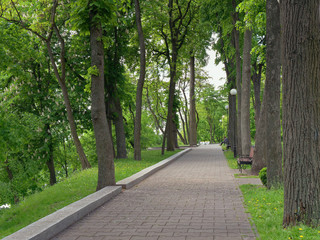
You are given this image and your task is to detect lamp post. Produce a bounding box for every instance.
[225,105,230,149]
[230,88,237,158]
[219,119,223,142]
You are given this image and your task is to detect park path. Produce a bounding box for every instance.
[52,144,258,240]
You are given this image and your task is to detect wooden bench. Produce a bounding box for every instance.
[237,146,254,173]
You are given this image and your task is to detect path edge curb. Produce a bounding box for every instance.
[116,148,192,189]
[3,186,122,240]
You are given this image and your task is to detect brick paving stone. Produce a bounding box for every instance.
[52,145,258,240]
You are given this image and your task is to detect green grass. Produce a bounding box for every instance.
[0,149,181,238]
[234,173,259,178]
[240,184,320,240]
[223,149,239,169]
[222,147,251,170]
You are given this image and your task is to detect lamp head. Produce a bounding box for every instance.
[230,89,237,95]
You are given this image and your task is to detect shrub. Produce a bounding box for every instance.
[259,167,267,186]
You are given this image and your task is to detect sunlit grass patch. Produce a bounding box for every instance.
[234,173,259,178]
[240,184,320,240]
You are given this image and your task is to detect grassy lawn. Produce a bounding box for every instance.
[0,149,181,238]
[223,148,251,171]
[240,184,320,240]
[234,173,259,178]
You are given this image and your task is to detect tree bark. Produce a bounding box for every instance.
[240,29,252,157]
[173,120,179,148]
[134,0,146,160]
[281,0,320,226]
[182,87,190,144]
[252,62,262,126]
[45,124,56,186]
[89,5,115,190]
[232,3,242,156]
[113,98,127,159]
[4,159,19,203]
[178,109,187,144]
[251,100,267,175]
[189,55,197,146]
[166,48,178,151]
[265,0,282,188]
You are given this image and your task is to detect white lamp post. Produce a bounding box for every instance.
[230,89,237,158]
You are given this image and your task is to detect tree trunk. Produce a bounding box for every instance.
[134,0,146,160]
[251,101,267,175]
[229,89,236,153]
[252,62,262,127]
[46,124,56,185]
[209,123,213,144]
[281,0,320,226]
[89,6,115,190]
[46,43,91,170]
[113,98,127,159]
[166,47,178,151]
[265,0,282,188]
[4,159,19,203]
[222,30,236,152]
[178,109,187,144]
[240,29,252,157]
[232,0,242,157]
[189,55,197,146]
[161,126,167,155]
[181,85,190,144]
[173,120,179,148]
[177,129,186,145]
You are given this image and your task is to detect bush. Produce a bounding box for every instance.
[259,167,267,186]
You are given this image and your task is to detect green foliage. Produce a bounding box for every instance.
[259,167,267,186]
[197,83,227,142]
[0,110,47,205]
[236,0,266,31]
[140,112,163,149]
[69,0,116,31]
[240,185,320,239]
[0,149,181,238]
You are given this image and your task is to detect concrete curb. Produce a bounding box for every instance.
[3,186,122,240]
[117,148,192,189]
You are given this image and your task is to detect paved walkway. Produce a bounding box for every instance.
[52,144,258,240]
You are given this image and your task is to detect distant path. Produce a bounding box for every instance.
[52,144,258,240]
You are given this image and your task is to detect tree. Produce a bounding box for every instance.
[252,0,282,185]
[189,55,197,146]
[88,0,116,190]
[0,0,91,169]
[240,28,252,157]
[133,0,146,160]
[201,0,242,154]
[162,0,193,151]
[236,0,266,157]
[281,0,320,226]
[232,0,242,157]
[104,14,130,159]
